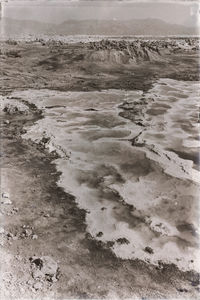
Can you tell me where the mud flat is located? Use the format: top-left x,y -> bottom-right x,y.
0,39 -> 200,299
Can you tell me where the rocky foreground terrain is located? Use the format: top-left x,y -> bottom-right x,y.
0,38 -> 199,299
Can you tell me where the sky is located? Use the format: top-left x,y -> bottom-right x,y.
1,1 -> 200,26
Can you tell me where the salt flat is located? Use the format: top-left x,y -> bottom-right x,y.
6,77 -> 199,273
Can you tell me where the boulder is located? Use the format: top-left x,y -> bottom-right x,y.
30,256 -> 59,282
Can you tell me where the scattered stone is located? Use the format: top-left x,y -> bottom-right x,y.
116,238 -> 130,245
32,234 -> 38,240
144,246 -> 154,254
96,231 -> 103,238
20,128 -> 27,134
33,281 -> 43,291
21,228 -> 33,238
3,120 -> 10,125
30,257 -> 43,268
1,192 -> 9,199
42,212 -> 50,218
40,136 -> 50,146
13,207 -> 19,212
177,288 -> 188,293
101,207 -> 107,211
106,241 -> 115,248
7,232 -> 14,239
9,208 -> 18,215
30,256 -> 59,282
136,121 -> 144,126
149,221 -> 170,236
1,195 -> 12,205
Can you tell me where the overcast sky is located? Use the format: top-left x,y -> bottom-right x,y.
1,1 -> 200,26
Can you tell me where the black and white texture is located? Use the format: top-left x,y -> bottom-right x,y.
0,1 -> 199,299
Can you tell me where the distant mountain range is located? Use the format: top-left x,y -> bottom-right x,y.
1,18 -> 199,36
0,18 -> 52,36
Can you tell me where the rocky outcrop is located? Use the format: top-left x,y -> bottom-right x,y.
86,39 -> 199,65
87,40 -> 161,64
